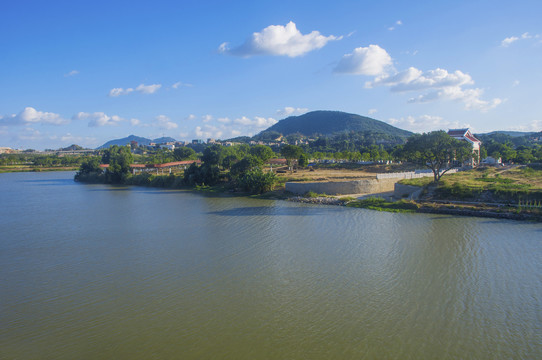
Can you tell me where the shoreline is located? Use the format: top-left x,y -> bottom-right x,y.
287,194 -> 542,222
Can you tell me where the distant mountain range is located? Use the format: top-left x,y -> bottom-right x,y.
98,111 -> 539,150
476,131 -> 535,138
97,135 -> 177,149
257,110 -> 413,139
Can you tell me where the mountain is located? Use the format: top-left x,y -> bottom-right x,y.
97,135 -> 179,149
97,135 -> 152,149
478,131 -> 535,137
257,110 -> 413,138
153,137 -> 177,144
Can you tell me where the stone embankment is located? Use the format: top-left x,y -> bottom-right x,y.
285,178 -> 397,196
288,196 -> 347,206
285,170 -> 451,197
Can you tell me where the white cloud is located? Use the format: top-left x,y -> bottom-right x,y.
217,117 -> 231,124
60,133 -> 97,145
171,81 -> 193,89
513,80 -> 520,87
507,119 -> 542,132
407,87 -> 503,112
365,65 -> 501,112
368,67 -> 474,92
219,21 -> 341,58
195,125 -> 223,139
136,84 -> 161,94
276,107 -> 309,117
0,107 -> 68,126
186,114 -> 197,120
387,115 -> 471,132
202,115 -> 213,123
18,127 -> 42,141
108,83 -> 162,97
73,112 -> 123,127
153,115 -> 178,129
501,32 -> 539,47
388,20 -> 403,31
368,109 -> 378,115
233,116 -> 277,128
64,70 -> 79,77
130,118 -> 141,126
501,36 -> 519,47
334,45 -> 393,76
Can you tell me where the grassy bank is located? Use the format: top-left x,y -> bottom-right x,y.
399,165 -> 542,203
0,165 -> 79,173
346,197 -> 419,213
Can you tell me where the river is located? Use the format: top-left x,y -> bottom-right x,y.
1,171 -> 541,359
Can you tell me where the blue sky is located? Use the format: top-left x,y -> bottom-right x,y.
1,0 -> 541,150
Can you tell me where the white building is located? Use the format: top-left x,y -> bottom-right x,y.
447,128 -> 481,166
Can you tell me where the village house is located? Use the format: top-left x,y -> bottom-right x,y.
447,128 -> 482,166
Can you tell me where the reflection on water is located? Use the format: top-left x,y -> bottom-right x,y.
1,171 -> 541,359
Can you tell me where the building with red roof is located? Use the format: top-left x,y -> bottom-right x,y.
447,128 -> 481,166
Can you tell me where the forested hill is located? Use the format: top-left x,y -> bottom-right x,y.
258,111 -> 413,138
97,135 -> 177,149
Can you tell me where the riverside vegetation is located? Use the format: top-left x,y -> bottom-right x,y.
69,130 -> 542,220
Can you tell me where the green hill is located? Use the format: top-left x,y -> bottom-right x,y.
258,110 -> 413,138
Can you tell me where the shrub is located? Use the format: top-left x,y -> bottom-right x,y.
238,168 -> 276,194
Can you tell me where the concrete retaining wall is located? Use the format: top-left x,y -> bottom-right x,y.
394,183 -> 423,200
285,178 -> 397,195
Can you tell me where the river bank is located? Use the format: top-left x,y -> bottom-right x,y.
287,193 -> 542,222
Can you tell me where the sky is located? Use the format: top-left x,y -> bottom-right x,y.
1,0 -> 541,150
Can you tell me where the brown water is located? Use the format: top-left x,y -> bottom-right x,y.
1,171 -> 541,359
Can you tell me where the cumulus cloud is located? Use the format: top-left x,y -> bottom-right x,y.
73,112 -> 123,127
334,45 -> 393,76
108,83 -> 162,97
276,107 -> 309,117
130,118 -> 141,126
202,115 -> 213,123
234,116 -> 278,128
64,70 -> 79,77
219,21 -> 341,57
0,107 -> 68,126
195,124 -> 224,139
217,117 -> 231,124
407,87 -> 503,112
359,59 -> 501,111
501,36 -> 519,47
186,114 -> 197,120
368,109 -> 378,115
501,32 -> 539,47
153,115 -> 178,129
508,119 -> 542,132
387,115 -> 471,132
367,67 -> 474,92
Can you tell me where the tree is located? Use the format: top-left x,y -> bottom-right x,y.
230,155 -> 263,179
250,145 -> 274,163
403,131 -> 472,182
102,145 -> 134,183
298,153 -> 308,168
201,144 -> 224,166
173,147 -> 196,161
281,145 -> 303,170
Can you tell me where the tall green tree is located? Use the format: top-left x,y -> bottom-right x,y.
281,145 -> 303,170
250,145 -> 274,163
173,147 -> 196,161
403,131 -> 472,182
102,145 -> 134,183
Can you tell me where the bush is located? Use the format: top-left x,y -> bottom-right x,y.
238,168 -> 276,194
